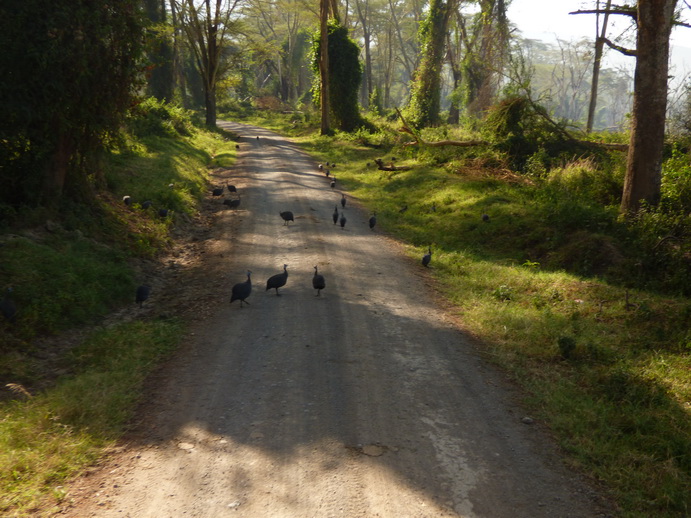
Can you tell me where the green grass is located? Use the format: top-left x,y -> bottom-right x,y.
0,320 -> 182,516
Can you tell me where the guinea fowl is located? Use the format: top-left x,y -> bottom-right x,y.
227,184 -> 237,193
280,211 -> 294,225
141,200 -> 153,210
422,246 -> 432,267
312,266 -> 326,296
332,206 -> 339,224
230,271 -> 252,307
330,177 -> 336,189
135,285 -> 151,308
266,264 -> 288,295
340,193 -> 346,208
369,212 -> 377,230
212,187 -> 224,196
339,213 -> 347,229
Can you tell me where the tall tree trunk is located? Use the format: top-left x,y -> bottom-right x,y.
463,0 -> 509,117
355,0 -> 372,107
621,0 -> 677,213
204,14 -> 218,127
586,0 -> 611,133
319,0 -> 331,135
407,0 -> 457,127
41,128 -> 73,205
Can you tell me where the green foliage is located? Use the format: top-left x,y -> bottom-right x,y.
0,320 -> 181,514
311,21 -> 370,132
483,96 -> 575,171
405,0 -> 450,128
661,146 -> 691,213
127,97 -> 195,138
0,0 -> 144,206
0,234 -> 133,341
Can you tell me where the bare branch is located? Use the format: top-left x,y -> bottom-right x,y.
601,36 -> 637,57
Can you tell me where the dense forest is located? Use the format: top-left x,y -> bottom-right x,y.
1,0 -> 690,213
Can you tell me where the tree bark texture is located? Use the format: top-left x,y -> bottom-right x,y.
621,0 -> 677,213
407,0 -> 457,127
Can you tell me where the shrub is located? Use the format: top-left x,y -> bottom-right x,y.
127,97 -> 194,138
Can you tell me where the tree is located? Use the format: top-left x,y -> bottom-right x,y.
575,1 -> 681,213
319,0 -> 333,134
0,0 -> 143,206
172,0 -> 242,127
622,0 -> 679,213
460,0 -> 510,118
313,20 -> 367,132
406,0 -> 458,128
144,0 -> 175,101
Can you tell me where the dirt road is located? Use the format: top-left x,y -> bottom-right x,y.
59,122 -> 611,517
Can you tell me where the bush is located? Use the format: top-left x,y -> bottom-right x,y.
127,97 -> 194,138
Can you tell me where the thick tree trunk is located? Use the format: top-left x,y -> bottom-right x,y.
407,0 -> 457,127
319,0 -> 331,135
204,84 -> 217,127
41,132 -> 73,204
621,0 -> 677,213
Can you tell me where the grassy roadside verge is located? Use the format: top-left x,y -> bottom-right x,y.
0,108 -> 239,515
237,112 -> 689,517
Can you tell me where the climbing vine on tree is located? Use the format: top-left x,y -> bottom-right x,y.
406,0 -> 457,128
312,20 -> 368,132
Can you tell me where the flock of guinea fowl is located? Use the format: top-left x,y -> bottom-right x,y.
134,135 -> 434,310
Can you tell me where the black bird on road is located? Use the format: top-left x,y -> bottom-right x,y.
231,271 -> 252,307
369,212 -> 377,231
227,184 -> 237,193
312,266 -> 326,296
266,264 -> 288,295
332,206 -> 339,224
280,211 -> 294,225
135,285 -> 151,308
340,193 -> 346,208
330,177 -> 336,189
212,187 -> 224,196
339,213 -> 347,229
422,246 -> 432,267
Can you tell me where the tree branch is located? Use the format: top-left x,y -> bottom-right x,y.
601,37 -> 637,57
